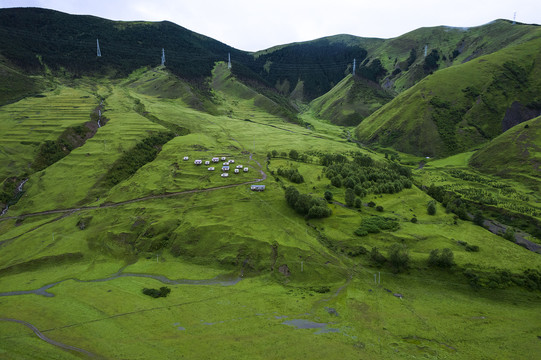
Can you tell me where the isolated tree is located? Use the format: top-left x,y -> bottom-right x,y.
354,197 -> 362,209
370,247 -> 387,266
427,200 -> 436,215
388,243 -> 410,273
331,176 -> 342,188
272,149 -> 278,157
289,149 -> 299,160
285,186 -> 299,207
345,188 -> 356,207
324,190 -> 333,202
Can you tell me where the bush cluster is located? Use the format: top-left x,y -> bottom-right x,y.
428,248 -> 454,268
285,186 -> 331,219
354,216 -> 399,237
142,286 -> 171,298
323,153 -> 412,196
276,167 -> 304,184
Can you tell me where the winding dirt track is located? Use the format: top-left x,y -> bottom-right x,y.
0,318 -> 97,357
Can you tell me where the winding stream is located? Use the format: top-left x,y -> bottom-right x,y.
0,270 -> 241,298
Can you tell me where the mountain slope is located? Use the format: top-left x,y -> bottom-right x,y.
0,7 -> 250,80
309,74 -> 393,126
470,116 -> 541,181
355,36 -> 541,157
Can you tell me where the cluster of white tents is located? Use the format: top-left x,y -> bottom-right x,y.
183,156 -> 248,178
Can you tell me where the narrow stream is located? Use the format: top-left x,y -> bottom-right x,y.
0,178 -> 28,217
0,270 -> 241,298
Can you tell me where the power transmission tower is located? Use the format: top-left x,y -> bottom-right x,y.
228,52 -> 231,69
96,39 -> 101,57
161,48 -> 165,66
352,58 -> 356,75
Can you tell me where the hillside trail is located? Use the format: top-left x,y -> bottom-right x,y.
0,318 -> 98,358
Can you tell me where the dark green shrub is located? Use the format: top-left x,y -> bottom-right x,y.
427,200 -> 436,215
465,244 -> 479,252
324,190 -> 333,202
388,243 -> 410,273
375,205 -> 384,212
345,188 -> 356,207
428,248 -> 454,268
142,286 -> 171,298
370,247 -> 387,265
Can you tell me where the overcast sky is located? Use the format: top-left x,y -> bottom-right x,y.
2,0 -> 540,51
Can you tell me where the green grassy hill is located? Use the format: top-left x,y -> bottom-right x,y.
355,36 -> 541,157
1,10 -> 541,360
470,116 -> 541,183
309,74 -> 393,126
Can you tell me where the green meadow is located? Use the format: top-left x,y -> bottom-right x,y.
1,65 -> 540,359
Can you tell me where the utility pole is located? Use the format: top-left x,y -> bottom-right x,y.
161,48 -> 165,66
228,52 -> 231,69
96,39 -> 101,57
301,261 -> 303,272
352,58 -> 356,76
513,12 -> 516,25
424,44 -> 428,57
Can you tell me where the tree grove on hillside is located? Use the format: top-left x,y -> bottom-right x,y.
285,186 -> 331,219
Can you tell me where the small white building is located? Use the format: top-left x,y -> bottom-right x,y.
229,159 -> 235,164
234,169 -> 240,174
212,157 -> 220,163
222,166 -> 230,171
205,161 -> 210,165
194,160 -> 202,165
183,156 -> 189,161
221,173 -> 229,177
236,165 -> 243,169
208,167 -> 215,171
221,156 -> 226,161
243,167 -> 249,172
223,162 -> 229,166
251,185 -> 265,191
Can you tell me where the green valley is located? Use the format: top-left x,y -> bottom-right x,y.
0,7 -> 540,360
